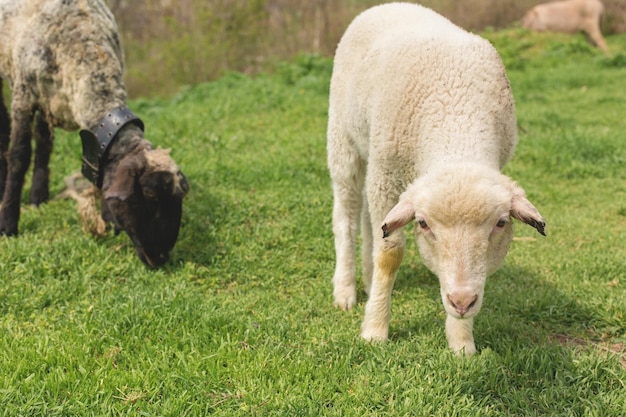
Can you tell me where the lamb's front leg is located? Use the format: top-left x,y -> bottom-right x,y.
445,315 -> 476,356
361,237 -> 404,341
0,109 -> 33,236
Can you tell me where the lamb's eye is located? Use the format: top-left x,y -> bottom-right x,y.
418,219 -> 429,230
496,218 -> 507,228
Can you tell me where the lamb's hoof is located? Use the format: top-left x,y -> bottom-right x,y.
361,327 -> 388,342
451,343 -> 476,357
0,225 -> 18,237
29,197 -> 48,207
333,297 -> 356,311
29,190 -> 49,206
0,216 -> 18,237
333,288 -> 356,311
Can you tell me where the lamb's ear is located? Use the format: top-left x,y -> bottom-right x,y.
176,171 -> 190,197
510,187 -> 546,236
381,199 -> 415,238
102,158 -> 140,201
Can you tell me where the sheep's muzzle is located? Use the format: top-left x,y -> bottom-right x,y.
102,169 -> 189,268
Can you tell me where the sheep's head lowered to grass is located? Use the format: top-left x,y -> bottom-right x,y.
80,109 -> 189,268
101,147 -> 189,268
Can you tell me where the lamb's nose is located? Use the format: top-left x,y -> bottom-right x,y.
447,293 -> 478,317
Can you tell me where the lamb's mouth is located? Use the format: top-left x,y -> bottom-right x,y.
136,247 -> 169,268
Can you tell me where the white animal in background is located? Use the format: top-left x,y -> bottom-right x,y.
327,2 -> 546,355
522,0 -> 607,52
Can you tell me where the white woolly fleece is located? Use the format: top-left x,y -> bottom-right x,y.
328,3 -> 544,356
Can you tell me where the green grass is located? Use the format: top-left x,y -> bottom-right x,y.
1,33 -> 625,416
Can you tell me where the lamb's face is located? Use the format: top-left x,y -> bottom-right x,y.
102,150 -> 189,267
382,164 -> 544,320
414,204 -> 514,319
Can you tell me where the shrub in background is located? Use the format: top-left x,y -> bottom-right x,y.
107,0 -> 626,98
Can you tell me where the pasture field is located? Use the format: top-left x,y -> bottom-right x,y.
0,30 -> 625,416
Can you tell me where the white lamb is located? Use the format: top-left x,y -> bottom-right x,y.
327,2 -> 546,355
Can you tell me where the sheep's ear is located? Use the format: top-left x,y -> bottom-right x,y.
381,199 -> 415,238
176,171 -> 190,197
103,158 -> 139,201
510,191 -> 546,236
139,170 -> 189,200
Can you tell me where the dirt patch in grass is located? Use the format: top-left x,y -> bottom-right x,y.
553,333 -> 626,373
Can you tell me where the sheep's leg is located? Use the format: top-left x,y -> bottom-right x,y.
584,26 -> 608,53
30,111 -> 53,206
361,175 -> 405,341
328,129 -> 365,310
361,232 -> 405,341
331,183 -> 361,310
0,107 -> 33,236
0,82 -> 10,199
360,194 -> 373,296
445,315 -> 476,356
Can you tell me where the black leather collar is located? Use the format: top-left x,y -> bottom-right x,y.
79,106 -> 144,188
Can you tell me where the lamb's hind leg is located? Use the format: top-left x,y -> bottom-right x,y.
328,127 -> 365,310
361,194 -> 374,296
30,111 -> 53,206
0,80 -> 10,199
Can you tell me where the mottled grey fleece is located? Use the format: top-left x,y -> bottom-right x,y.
0,0 -> 127,130
0,0 -> 189,268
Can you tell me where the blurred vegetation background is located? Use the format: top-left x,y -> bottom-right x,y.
108,0 -> 626,98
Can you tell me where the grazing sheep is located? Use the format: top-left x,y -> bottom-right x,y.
0,0 -> 189,267
522,0 -> 607,52
328,3 -> 546,355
